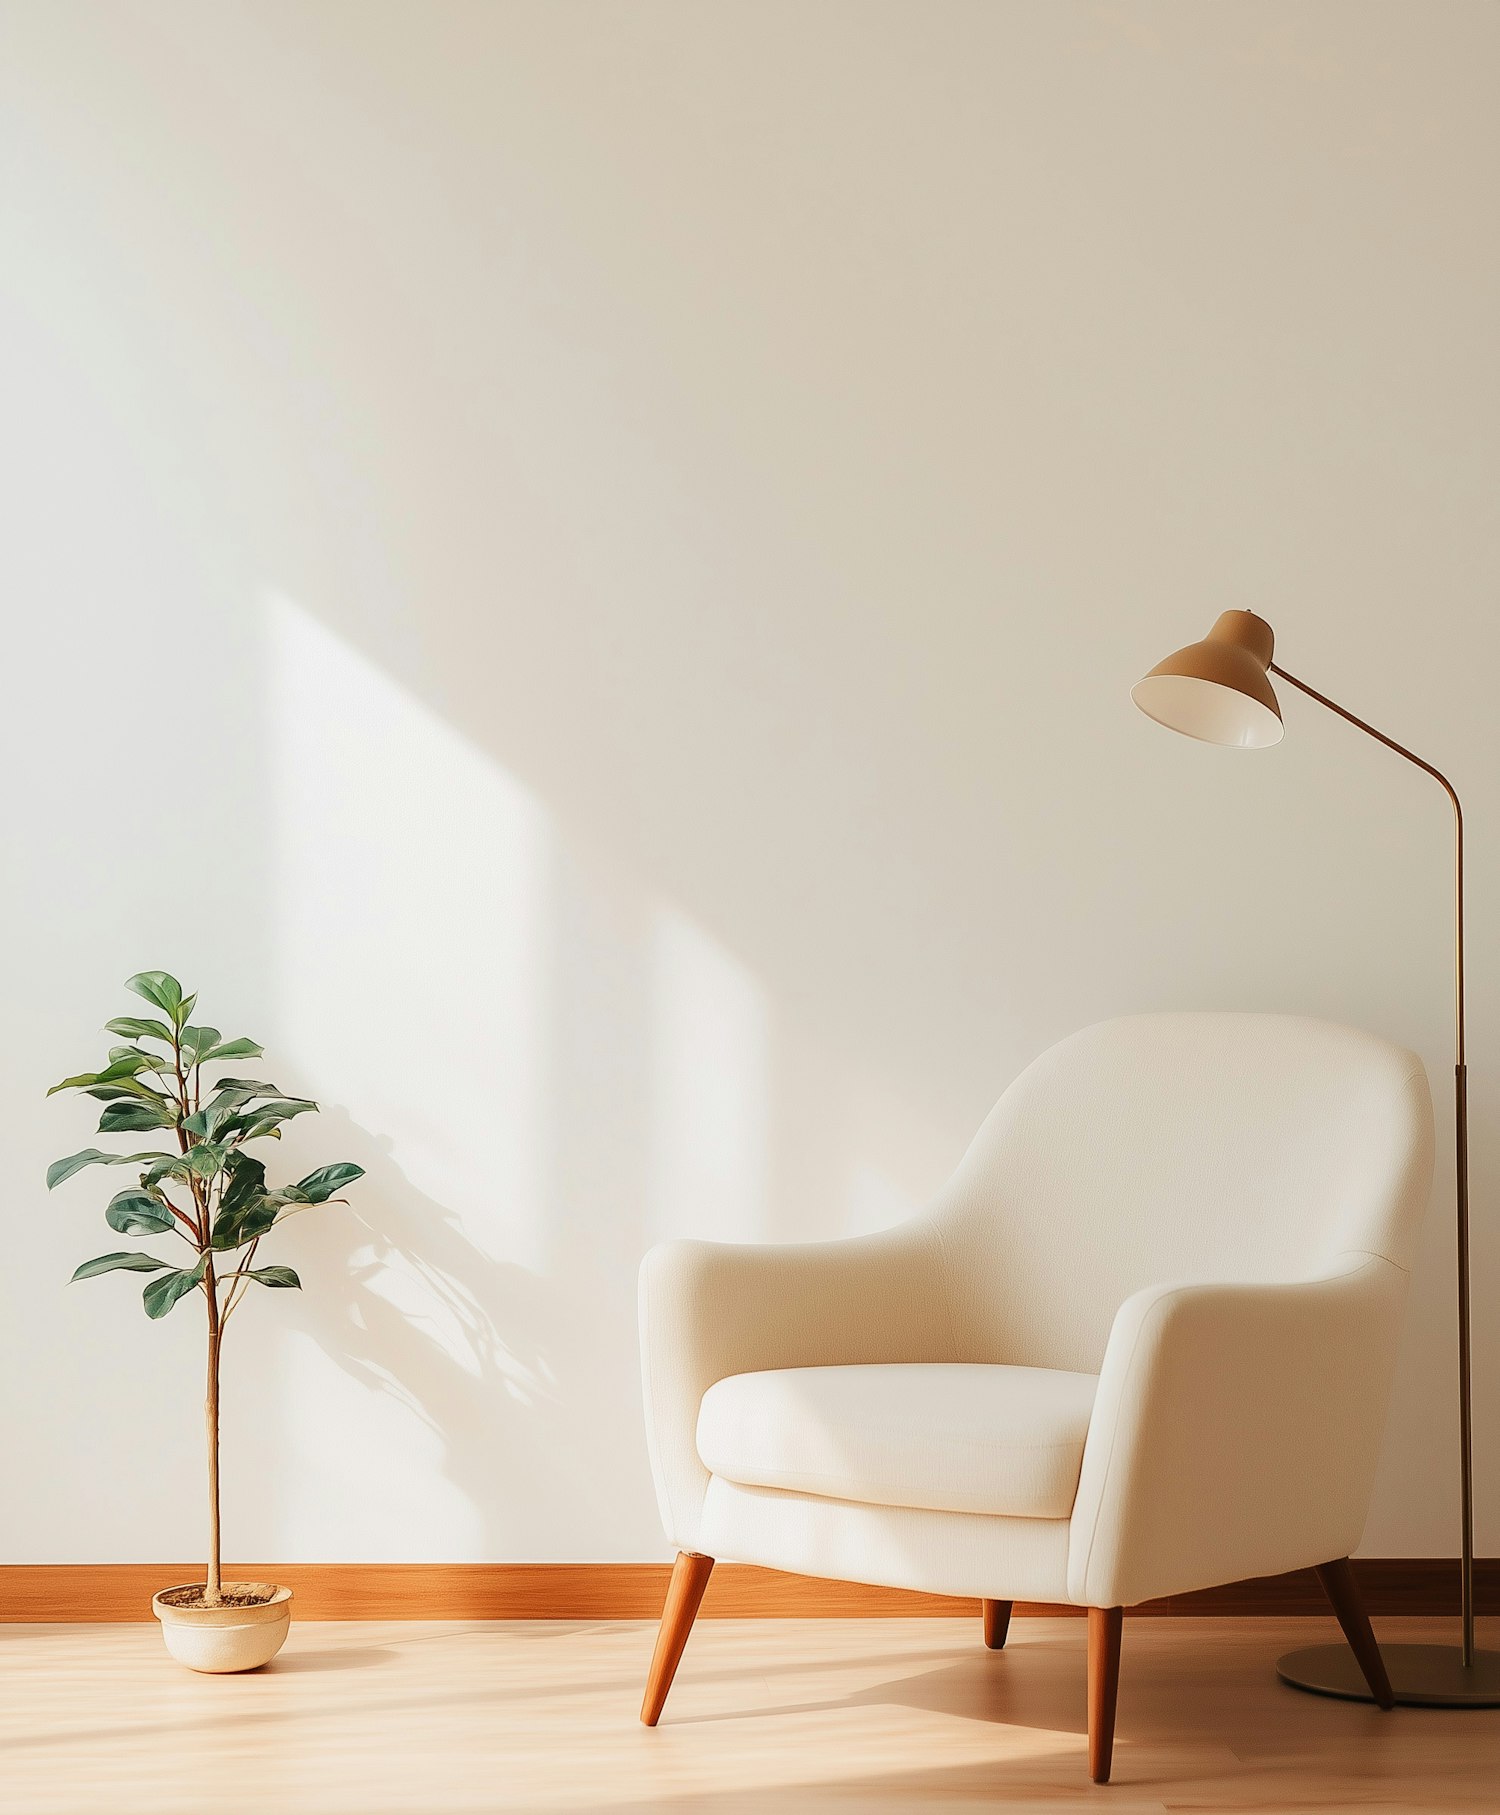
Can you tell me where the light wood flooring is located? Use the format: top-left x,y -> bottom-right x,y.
3,1616 -> 1497,1811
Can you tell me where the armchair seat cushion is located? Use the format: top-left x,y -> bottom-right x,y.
696,1362 -> 1098,1520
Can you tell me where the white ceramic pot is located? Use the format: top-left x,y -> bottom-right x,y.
152,1583 -> 292,1672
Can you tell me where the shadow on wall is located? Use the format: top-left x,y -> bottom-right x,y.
277,1106 -> 572,1556
241,593 -> 938,1561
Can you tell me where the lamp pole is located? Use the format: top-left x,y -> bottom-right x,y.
1268,661 -> 1473,1668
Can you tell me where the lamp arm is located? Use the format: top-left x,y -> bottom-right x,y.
1269,658 -> 1474,1665
1270,662 -> 1464,1061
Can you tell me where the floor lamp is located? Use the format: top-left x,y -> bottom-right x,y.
1132,609 -> 1498,1706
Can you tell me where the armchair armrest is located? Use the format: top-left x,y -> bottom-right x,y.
1067,1253 -> 1410,1608
639,1221 -> 957,1553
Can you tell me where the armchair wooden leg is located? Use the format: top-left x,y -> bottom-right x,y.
1315,1558 -> 1394,1709
1088,1606 -> 1123,1785
641,1552 -> 715,1727
982,1599 -> 1012,1650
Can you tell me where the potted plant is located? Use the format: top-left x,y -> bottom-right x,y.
47,970 -> 364,1671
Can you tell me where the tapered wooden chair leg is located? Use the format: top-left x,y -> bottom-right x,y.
1088,1606 -> 1123,1785
1315,1558 -> 1394,1709
982,1599 -> 1012,1650
641,1552 -> 715,1727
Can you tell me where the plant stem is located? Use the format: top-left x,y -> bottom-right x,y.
204,1251 -> 223,1606
170,1018 -> 222,1606
219,1234 -> 261,1323
171,1040 -> 209,1247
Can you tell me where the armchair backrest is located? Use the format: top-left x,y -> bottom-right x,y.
929,1013 -> 1434,1374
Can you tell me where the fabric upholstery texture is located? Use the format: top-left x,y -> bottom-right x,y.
699,1477 -> 1075,1603
639,1013 -> 1434,1607
697,1363 -> 1097,1519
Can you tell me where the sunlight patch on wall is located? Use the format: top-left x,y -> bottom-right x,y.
266,591 -> 554,1273
263,592 -> 557,1556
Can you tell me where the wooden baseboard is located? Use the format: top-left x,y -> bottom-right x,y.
1,1559 -> 1493,1623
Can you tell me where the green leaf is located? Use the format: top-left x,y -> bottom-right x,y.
178,1025 -> 222,1067
107,1045 -> 171,1073
105,1015 -> 175,1045
143,1257 -> 206,1319
209,1077 -> 284,1099
48,1071 -> 101,1096
218,1151 -> 265,1213
85,1078 -> 170,1104
98,1098 -> 177,1133
229,1098 -> 317,1144
210,1154 -> 272,1249
245,1265 -> 301,1290
125,971 -> 184,1019
182,1086 -> 257,1140
105,1191 -> 177,1235
140,1155 -> 193,1188
203,1036 -> 264,1062
47,1149 -> 170,1189
211,1199 -> 279,1250
185,1142 -> 230,1180
72,1250 -> 171,1281
48,1039 -> 170,1092
293,1162 -> 365,1204
245,1124 -> 283,1141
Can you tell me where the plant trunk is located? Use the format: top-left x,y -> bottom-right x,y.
204,1258 -> 223,1607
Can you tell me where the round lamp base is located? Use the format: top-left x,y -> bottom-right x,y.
1277,1643 -> 1500,1708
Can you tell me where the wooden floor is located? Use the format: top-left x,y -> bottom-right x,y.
2,1616 -> 1497,1812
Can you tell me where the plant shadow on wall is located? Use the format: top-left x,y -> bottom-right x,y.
268,1102 -> 643,1558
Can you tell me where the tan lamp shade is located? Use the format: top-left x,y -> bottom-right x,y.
1132,610 -> 1283,748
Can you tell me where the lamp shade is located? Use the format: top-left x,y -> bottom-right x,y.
1131,610 -> 1283,748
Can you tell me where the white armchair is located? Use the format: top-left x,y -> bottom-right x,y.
637,1013 -> 1434,1782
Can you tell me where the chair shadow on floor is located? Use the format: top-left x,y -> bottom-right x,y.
646,1620 -> 1385,1750
661,1640 -> 1091,1738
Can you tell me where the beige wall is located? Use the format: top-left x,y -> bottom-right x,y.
1,1 -> 1496,1564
